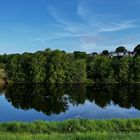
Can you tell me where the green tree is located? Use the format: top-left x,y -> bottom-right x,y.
45,50 -> 69,83
5,54 -> 25,82
133,56 -> 140,82
21,53 -> 32,82
30,53 -> 46,83
87,56 -> 114,83
134,44 -> 140,56
66,59 -> 86,83
116,46 -> 127,53
111,57 -> 129,82
102,50 -> 109,56
73,51 -> 88,59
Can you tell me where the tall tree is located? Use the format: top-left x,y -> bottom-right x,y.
30,53 -> 46,83
134,44 -> 140,56
73,51 -> 88,59
133,56 -> 140,82
116,46 -> 127,53
45,50 -> 69,83
66,59 -> 86,83
5,54 -> 25,82
102,50 -> 109,56
88,56 -> 114,83
111,57 -> 129,82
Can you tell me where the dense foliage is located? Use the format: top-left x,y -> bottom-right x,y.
0,45 -> 140,83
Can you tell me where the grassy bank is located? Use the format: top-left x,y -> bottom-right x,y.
1,119 -> 140,133
0,133 -> 140,140
0,119 -> 140,139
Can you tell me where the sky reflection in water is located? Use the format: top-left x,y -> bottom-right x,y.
0,84 -> 140,122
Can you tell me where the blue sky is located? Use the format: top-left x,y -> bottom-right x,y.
0,0 -> 140,54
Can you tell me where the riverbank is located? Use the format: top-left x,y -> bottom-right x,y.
0,132 -> 140,140
0,119 -> 140,140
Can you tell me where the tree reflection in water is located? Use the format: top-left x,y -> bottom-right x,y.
4,84 -> 140,116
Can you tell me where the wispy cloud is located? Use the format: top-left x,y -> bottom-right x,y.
103,34 -> 140,47
48,6 -> 87,34
77,0 -> 91,19
9,0 -> 137,53
49,1 -> 137,34
0,0 -> 139,54
46,1 -> 138,52
76,0 -> 137,32
98,20 -> 137,32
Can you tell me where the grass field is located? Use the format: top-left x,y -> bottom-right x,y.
1,119 -> 140,133
0,119 -> 140,140
0,133 -> 140,140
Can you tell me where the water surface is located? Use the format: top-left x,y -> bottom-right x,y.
0,84 -> 140,122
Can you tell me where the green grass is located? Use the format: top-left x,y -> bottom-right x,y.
0,119 -> 140,140
1,119 -> 140,134
0,133 -> 140,140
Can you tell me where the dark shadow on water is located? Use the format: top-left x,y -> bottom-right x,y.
3,83 -> 140,116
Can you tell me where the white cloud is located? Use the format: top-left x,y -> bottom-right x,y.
47,2 -> 138,52
9,1 -> 136,52
98,20 -> 137,32
48,2 -> 137,35
77,0 -> 91,19
76,0 -> 137,32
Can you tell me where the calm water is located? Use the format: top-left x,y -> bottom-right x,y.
0,84 -> 140,122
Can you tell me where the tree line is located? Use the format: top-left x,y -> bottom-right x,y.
0,45 -> 140,83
